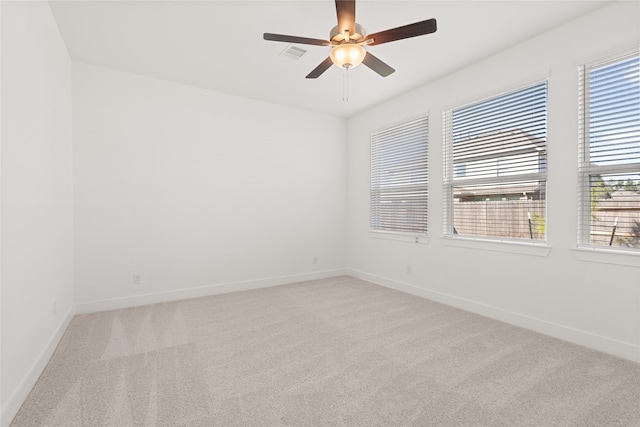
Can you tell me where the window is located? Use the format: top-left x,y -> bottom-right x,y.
443,82 -> 548,241
578,53 -> 640,250
371,117 -> 428,235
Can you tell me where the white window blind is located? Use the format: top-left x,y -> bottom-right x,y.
444,82 -> 548,241
578,53 -> 640,250
371,117 -> 428,234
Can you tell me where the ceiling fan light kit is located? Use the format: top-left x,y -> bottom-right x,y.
330,44 -> 366,69
264,0 -> 437,79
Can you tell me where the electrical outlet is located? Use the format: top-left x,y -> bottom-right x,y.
406,265 -> 412,275
313,257 -> 318,265
133,274 -> 143,285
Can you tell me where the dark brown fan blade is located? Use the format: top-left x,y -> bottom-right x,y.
335,0 -> 356,36
367,18 -> 437,46
306,57 -> 334,79
362,51 -> 395,77
263,33 -> 330,46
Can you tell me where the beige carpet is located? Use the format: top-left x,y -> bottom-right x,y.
11,276 -> 640,426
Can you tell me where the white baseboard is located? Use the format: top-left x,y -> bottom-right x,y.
1,305 -> 76,427
348,268 -> 640,364
75,269 -> 348,314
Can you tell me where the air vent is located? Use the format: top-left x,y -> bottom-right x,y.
280,44 -> 307,60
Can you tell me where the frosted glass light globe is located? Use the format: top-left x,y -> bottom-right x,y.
330,44 -> 366,69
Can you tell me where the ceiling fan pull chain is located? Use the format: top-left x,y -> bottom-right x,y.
343,68 -> 350,102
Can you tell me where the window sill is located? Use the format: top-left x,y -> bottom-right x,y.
369,231 -> 429,244
572,246 -> 640,268
440,236 -> 551,257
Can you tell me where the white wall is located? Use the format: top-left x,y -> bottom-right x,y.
1,1 -> 74,425
72,63 -> 347,312
347,1 -> 640,362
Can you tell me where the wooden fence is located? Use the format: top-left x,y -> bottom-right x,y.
590,191 -> 640,247
453,195 -> 640,247
454,199 -> 546,240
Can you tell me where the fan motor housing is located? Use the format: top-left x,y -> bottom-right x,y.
330,23 -> 366,43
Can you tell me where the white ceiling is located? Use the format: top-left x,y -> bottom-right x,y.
48,0 -> 613,118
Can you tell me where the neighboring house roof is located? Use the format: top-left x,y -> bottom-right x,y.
454,128 -> 546,163
598,190 -> 640,209
609,190 -> 640,201
453,128 -> 546,199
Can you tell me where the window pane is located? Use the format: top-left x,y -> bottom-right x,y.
589,55 -> 640,166
452,84 -> 547,143
589,173 -> 640,248
453,180 -> 546,240
372,188 -> 428,233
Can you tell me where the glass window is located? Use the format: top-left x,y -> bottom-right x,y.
371,117 -> 428,234
444,82 -> 548,241
578,53 -> 640,249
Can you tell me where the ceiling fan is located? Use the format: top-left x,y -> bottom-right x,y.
263,0 -> 437,79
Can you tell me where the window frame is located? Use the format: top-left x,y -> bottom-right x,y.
577,51 -> 640,253
442,80 -> 549,245
370,116 -> 429,239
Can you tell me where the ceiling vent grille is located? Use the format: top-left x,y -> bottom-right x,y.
280,44 -> 307,60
